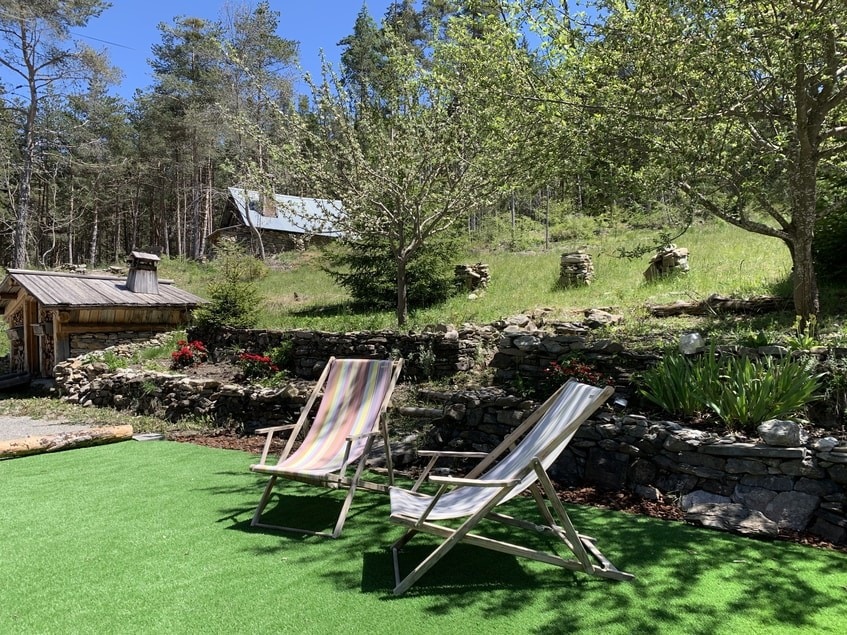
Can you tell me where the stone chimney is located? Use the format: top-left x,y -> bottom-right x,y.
126,251 -> 160,294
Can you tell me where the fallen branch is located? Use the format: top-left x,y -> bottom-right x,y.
647,294 -> 789,318
0,424 -> 134,459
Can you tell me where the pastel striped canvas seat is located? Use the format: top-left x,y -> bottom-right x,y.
389,380 -> 633,595
250,357 -> 402,538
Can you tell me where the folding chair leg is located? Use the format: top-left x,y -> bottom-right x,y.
392,488 -> 513,595
392,522 -> 468,595
331,480 -> 359,538
251,475 -> 279,527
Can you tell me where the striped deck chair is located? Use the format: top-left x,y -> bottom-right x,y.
250,357 -> 402,538
389,380 -> 633,595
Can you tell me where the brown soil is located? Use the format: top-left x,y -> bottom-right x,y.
169,360 -> 246,383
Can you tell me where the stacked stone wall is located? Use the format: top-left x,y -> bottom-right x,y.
189,325 -> 499,380
51,321 -> 847,545
70,331 -> 164,358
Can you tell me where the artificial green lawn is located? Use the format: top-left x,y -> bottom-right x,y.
1,441 -> 845,634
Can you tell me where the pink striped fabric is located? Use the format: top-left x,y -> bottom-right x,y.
390,381 -> 607,520
274,359 -> 396,477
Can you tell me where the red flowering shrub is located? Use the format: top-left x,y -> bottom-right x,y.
171,340 -> 208,369
238,352 -> 280,379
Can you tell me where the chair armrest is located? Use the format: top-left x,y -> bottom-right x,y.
255,424 -> 296,435
428,475 -> 521,488
410,449 -> 489,492
346,430 -> 379,442
255,424 -> 297,465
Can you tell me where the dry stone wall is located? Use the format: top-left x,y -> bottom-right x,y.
51,321 -> 847,545
188,325 -> 500,380
70,331 -> 163,357
55,365 -> 311,430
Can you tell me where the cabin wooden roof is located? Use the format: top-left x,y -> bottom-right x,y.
0,269 -> 205,313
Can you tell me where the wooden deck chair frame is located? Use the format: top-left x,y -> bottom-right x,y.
389,380 -> 633,595
250,356 -> 402,538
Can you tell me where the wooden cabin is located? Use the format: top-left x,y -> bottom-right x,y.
0,252 -> 205,378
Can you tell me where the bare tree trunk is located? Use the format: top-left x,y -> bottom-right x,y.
88,206 -> 99,267
789,146 -> 821,326
396,256 -> 408,327
14,101 -> 36,268
68,184 -> 75,264
176,183 -> 184,257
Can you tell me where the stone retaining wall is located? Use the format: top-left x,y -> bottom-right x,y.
425,387 -> 847,545
188,325 -> 500,380
51,325 -> 847,545
55,365 -> 311,429
70,331 -> 164,358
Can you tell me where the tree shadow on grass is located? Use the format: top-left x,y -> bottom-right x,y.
533,506 -> 847,634
363,499 -> 844,632
203,459 -> 846,633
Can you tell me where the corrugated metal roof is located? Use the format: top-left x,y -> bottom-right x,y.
0,270 -> 205,310
227,187 -> 342,236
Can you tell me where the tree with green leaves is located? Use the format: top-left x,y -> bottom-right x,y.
523,0 -> 847,323
149,15 -> 224,260
257,14 -> 529,325
0,0 -> 114,267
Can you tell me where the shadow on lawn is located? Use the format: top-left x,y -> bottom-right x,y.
533,506 -> 846,634
211,470 -> 845,633
225,487 -> 386,539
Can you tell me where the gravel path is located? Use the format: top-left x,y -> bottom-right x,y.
0,416 -> 96,442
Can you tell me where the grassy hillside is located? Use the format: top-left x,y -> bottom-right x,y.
1,219 -> 826,362
162,220 -> 798,338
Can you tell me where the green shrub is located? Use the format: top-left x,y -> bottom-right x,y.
267,341 -> 294,371
193,239 -> 265,330
323,236 -> 457,311
101,350 -> 128,372
639,354 -> 707,418
638,351 -> 821,431
700,355 -> 821,430
783,315 -> 820,351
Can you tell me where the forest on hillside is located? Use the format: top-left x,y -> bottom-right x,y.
1,0 -> 846,324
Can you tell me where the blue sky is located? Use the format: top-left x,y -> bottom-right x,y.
77,1 -> 393,99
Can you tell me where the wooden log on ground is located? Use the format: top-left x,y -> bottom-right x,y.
647,294 -> 788,318
0,424 -> 134,459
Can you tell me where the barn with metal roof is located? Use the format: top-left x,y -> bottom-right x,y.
208,187 -> 343,255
